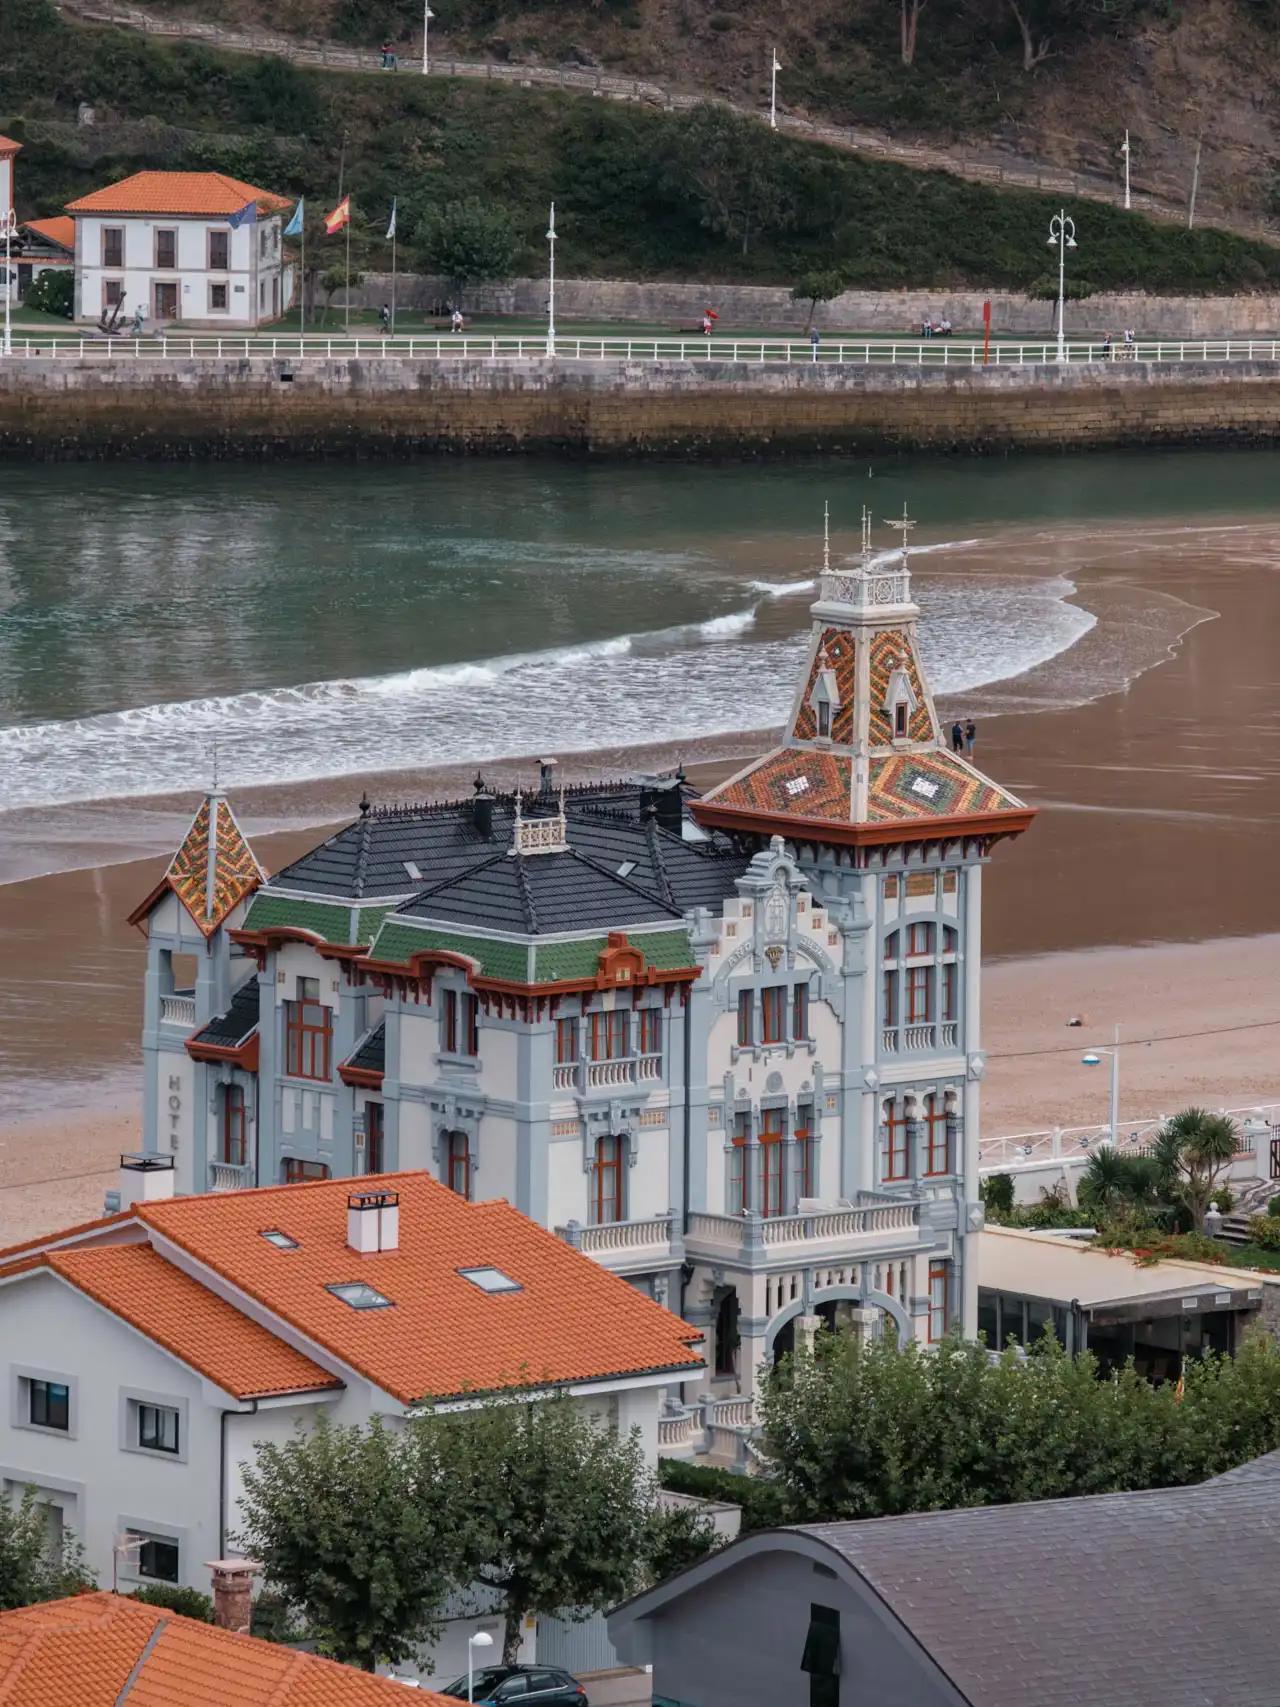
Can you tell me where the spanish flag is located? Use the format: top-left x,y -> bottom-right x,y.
324,196 -> 350,235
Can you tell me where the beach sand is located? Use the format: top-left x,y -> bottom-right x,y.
1,515 -> 1277,1244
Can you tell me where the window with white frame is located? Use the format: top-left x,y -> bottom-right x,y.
13,1369 -> 74,1436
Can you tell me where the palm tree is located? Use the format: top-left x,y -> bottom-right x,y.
1079,1149 -> 1162,1223
1151,1108 -> 1239,1232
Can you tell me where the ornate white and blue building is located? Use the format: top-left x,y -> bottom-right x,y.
128,518 -> 1033,1448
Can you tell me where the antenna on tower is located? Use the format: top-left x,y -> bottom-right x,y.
883,502 -> 916,569
209,737 -> 220,794
822,499 -> 830,575
860,504 -> 873,559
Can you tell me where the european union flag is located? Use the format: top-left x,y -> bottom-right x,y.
283,199 -> 304,238
227,200 -> 257,230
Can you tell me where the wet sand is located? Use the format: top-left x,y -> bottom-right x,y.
1,515 -> 1277,1240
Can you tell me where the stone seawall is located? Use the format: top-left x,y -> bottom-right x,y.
5,356 -> 1280,459
361,273 -> 1280,339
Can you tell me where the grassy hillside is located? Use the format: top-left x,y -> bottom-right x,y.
5,0 -> 1280,296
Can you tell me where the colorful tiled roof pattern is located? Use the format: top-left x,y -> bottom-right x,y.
23,215 -> 74,250
791,628 -> 857,744
367,921 -> 697,986
0,1593 -> 450,1706
137,1171 -> 702,1405
868,628 -> 934,745
534,928 -> 695,983
241,893 -> 394,947
867,751 -> 1021,822
66,171 -> 291,216
369,920 -> 530,980
26,1245 -> 341,1399
714,749 -> 853,823
167,796 -> 265,935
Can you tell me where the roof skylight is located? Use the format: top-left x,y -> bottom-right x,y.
404,861 -> 424,881
327,1281 -> 394,1310
616,861 -> 637,878
458,1266 -> 522,1294
260,1229 -> 298,1250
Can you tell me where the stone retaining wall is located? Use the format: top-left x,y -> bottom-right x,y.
5,356 -> 1280,459
355,273 -> 1280,338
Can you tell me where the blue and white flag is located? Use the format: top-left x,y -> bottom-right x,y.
283,198 -> 304,238
227,199 -> 257,230
386,199 -> 397,241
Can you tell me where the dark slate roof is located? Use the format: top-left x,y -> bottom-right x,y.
345,1019 -> 385,1075
190,978 -> 260,1048
269,780 -> 750,928
798,1465 -> 1280,1707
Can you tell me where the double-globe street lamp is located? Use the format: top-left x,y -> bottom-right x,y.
1047,209 -> 1077,364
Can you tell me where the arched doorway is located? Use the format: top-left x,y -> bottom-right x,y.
765,1288 -> 912,1362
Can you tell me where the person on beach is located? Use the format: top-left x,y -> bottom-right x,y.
951,719 -> 964,753
966,718 -> 977,754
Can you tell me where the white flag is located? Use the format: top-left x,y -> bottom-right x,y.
386,199 -> 397,241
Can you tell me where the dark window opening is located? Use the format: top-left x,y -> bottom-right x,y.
817,700 -> 831,738
714,1287 -> 740,1377
28,1379 -> 69,1431
802,1603 -> 841,1707
365,1102 -> 385,1174
134,1534 -> 180,1583
283,1158 -> 329,1185
894,702 -> 907,737
138,1403 -> 179,1454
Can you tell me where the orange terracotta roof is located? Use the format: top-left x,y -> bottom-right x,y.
138,1172 -> 703,1404
0,135 -> 21,156
0,1593 -> 451,1705
0,1208 -> 134,1267
23,215 -> 74,250
65,171 -> 290,217
130,793 -> 266,936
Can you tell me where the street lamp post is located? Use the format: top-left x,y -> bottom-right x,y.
1,207 -> 17,359
770,49 -> 781,130
1046,209 -> 1077,363
545,201 -> 557,358
1081,1024 -> 1121,1147
467,1630 -> 494,1702
422,0 -> 435,75
1120,129 -> 1131,210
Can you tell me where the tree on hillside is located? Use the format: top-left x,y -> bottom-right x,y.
672,104 -> 798,258
411,198 -> 522,308
236,1417 -> 477,1672
0,1488 -> 94,1610
791,268 -> 847,328
413,1396 -> 663,1664
900,0 -> 928,65
1006,0 -> 1056,69
1152,1107 -> 1240,1232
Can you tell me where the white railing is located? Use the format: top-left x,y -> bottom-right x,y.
11,335 -> 1280,368
881,1028 -> 899,1054
159,992 -> 196,1028
686,1199 -> 920,1251
581,1053 -> 663,1090
903,1024 -> 935,1052
557,1214 -> 673,1255
980,1101 -> 1280,1169
209,1160 -> 253,1192
706,1395 -> 755,1428
883,1022 -> 959,1054
552,1064 -> 576,1092
657,1410 -> 700,1448
940,1022 -> 958,1048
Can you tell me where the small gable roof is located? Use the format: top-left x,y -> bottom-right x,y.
22,215 -> 74,251
130,794 -> 265,936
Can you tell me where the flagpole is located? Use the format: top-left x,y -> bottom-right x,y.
345,206 -> 351,332
391,222 -> 397,337
300,214 -> 306,332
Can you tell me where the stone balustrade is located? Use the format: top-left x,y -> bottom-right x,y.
159,992 -> 196,1028
555,1213 -> 673,1258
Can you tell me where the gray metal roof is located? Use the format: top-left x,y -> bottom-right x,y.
270,781 -> 750,931
190,978 -> 260,1048
799,1458 -> 1280,1706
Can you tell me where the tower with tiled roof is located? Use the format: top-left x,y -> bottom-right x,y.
692,507 -> 1034,1342
129,787 -> 266,1194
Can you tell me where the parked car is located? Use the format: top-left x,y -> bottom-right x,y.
438,1664 -> 588,1705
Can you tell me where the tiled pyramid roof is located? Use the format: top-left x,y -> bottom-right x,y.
132,794 -> 265,935
66,170 -> 290,217
0,1593 -> 450,1705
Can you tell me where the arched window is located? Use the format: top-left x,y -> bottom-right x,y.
445,1130 -> 471,1199
220,1084 -> 246,1167
593,1135 -> 626,1224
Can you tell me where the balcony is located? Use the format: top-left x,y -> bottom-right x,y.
160,991 -> 197,1028
209,1160 -> 254,1192
685,1196 -> 924,1267
555,1211 -> 675,1271
882,1021 -> 958,1055
552,1054 -> 663,1094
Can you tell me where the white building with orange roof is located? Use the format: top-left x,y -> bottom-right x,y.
65,169 -> 295,329
0,1164 -> 702,1678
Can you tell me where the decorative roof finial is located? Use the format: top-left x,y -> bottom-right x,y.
860,504 -> 873,559
358,790 -> 371,818
209,737 -> 221,795
822,499 -> 830,575
884,502 -> 916,570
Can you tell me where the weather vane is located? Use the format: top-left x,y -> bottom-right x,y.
822,499 -> 830,575
883,503 -> 916,568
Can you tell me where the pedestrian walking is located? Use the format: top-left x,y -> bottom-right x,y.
380,39 -> 397,69
379,303 -> 391,333
965,718 -> 977,754
1103,331 -> 1112,357
950,719 -> 963,754
810,326 -> 820,362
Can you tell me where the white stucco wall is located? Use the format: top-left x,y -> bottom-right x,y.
73,212 -> 287,328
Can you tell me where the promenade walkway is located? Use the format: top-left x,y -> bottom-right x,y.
53,0 -> 1277,248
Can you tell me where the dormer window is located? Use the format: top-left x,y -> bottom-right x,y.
883,653 -> 919,744
894,703 -> 907,738
817,700 -> 831,739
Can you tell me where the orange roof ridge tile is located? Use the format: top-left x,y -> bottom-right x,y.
65,171 -> 290,217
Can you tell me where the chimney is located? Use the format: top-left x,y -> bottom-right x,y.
347,1189 -> 400,1255
205,1559 -> 261,1634
538,756 -> 558,794
118,1153 -> 175,1208
471,771 -> 494,840
651,778 -> 684,836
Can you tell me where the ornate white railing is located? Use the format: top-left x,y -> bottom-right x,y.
706,1395 -> 755,1428
159,993 -> 196,1028
657,1410 -> 700,1448
557,1214 -> 673,1255
209,1160 -> 253,1192
552,1064 -> 576,1091
578,1053 -> 663,1090
686,1199 -> 920,1253
980,1101 -> 1280,1169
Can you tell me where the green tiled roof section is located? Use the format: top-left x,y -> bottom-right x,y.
534,929 -> 695,984
369,921 -> 531,981
243,894 -> 355,944
350,903 -> 396,946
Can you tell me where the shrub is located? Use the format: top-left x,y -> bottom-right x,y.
980,1173 -> 1015,1218
24,269 -> 73,317
1247,1215 -> 1280,1252
658,1457 -> 788,1532
129,1583 -> 214,1621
